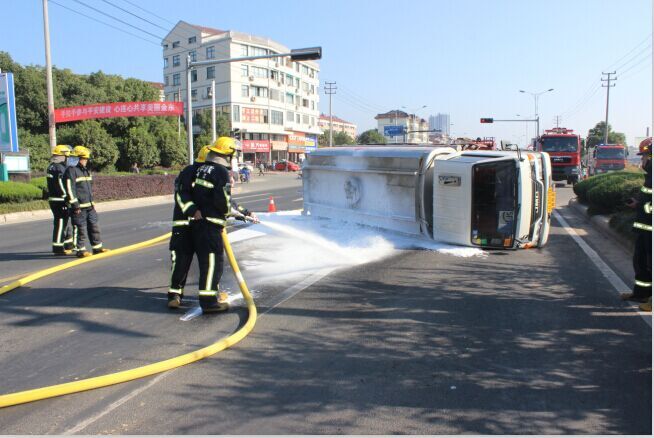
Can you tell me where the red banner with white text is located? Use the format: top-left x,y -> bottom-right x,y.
54,101 -> 183,123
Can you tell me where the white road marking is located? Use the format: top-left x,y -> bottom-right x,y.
62,371 -> 172,435
292,198 -> 303,202
553,210 -> 651,326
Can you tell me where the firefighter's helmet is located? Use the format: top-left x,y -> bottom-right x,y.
207,137 -> 236,156
71,145 -> 91,159
638,137 -> 652,156
196,145 -> 211,163
52,144 -> 72,156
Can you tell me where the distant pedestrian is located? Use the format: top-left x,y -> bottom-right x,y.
621,137 -> 651,311
130,162 -> 140,174
258,161 -> 265,176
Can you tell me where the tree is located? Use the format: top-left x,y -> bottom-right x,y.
586,121 -> 627,150
357,129 -> 386,145
154,121 -> 187,168
120,124 -> 158,168
18,128 -> 50,172
57,120 -> 119,170
319,130 -> 355,146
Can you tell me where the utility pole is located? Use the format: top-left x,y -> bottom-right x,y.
42,0 -> 56,149
324,81 -> 337,147
554,115 -> 561,128
211,79 -> 216,142
186,55 -> 193,164
601,71 -> 616,145
177,87 -> 181,139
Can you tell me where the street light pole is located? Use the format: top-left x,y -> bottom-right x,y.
519,88 -> 553,139
42,0 -> 56,149
211,79 -> 216,143
186,55 -> 193,164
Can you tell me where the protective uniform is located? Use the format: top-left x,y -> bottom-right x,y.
64,146 -> 106,257
190,137 -> 252,313
167,146 -> 209,309
47,145 -> 73,254
632,138 -> 652,303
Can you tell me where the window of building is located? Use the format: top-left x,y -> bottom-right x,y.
190,50 -> 197,62
250,46 -> 267,56
296,114 -> 300,123
163,43 -> 168,50
191,70 -> 197,82
311,116 -> 315,126
294,78 -> 300,88
164,75 -> 169,86
172,55 -> 180,67
271,110 -> 283,125
172,41 -> 180,48
280,74 -> 285,85
310,84 -> 315,94
295,62 -> 300,72
240,44 -> 248,56
241,107 -> 268,124
206,46 -> 215,59
164,57 -> 169,68
286,74 -> 293,85
302,65 -> 309,75
188,36 -> 196,44
206,86 -> 212,99
287,111 -> 294,123
286,93 -> 294,105
270,89 -> 281,101
302,81 -> 310,92
207,66 -> 215,79
241,64 -> 248,77
191,89 -> 197,101
311,100 -> 314,110
270,70 -> 279,81
172,73 -> 180,86
241,85 -> 249,97
252,86 -> 268,98
233,105 -> 240,122
302,98 -> 309,108
303,114 -> 309,124
251,66 -> 268,78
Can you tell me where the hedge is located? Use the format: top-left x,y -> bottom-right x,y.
29,176 -> 49,198
0,181 -> 44,203
92,174 -> 177,201
573,171 -> 644,211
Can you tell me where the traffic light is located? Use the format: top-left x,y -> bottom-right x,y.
480,118 -> 494,123
290,47 -> 322,61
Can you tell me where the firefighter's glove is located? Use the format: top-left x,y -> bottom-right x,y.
192,210 -> 203,221
248,212 -> 260,224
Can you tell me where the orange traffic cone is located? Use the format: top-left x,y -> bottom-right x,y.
268,196 -> 277,213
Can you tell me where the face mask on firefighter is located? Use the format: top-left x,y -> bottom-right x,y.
67,156 -> 79,167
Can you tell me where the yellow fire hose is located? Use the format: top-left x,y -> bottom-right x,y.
0,228 -> 257,408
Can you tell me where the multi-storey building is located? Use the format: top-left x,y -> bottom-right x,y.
375,110 -> 429,144
147,82 -> 166,102
429,113 -> 450,137
162,21 -> 321,163
317,114 -> 357,139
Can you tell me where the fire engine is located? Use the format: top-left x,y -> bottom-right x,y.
536,128 -> 582,185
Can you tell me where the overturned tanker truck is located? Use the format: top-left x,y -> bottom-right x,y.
302,146 -> 555,249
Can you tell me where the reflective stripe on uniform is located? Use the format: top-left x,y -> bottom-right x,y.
79,202 -> 93,208
168,288 -> 183,294
641,186 -> 652,194
635,280 -> 652,287
73,226 -> 78,249
173,220 -> 189,227
66,178 -> 77,204
63,238 -> 73,244
644,202 -> 652,214
56,218 -> 63,244
49,197 -> 65,202
58,178 -> 66,198
170,250 -> 177,290
206,252 -> 215,291
46,174 -> 54,178
52,243 -> 64,247
175,193 -> 195,213
76,176 -> 93,182
92,243 -> 103,249
633,222 -> 652,232
206,217 -> 227,226
194,178 -> 214,189
223,184 -> 231,214
199,290 -> 217,297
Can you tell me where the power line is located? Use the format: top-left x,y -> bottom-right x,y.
614,43 -> 652,73
621,59 -> 652,82
119,0 -> 176,25
70,0 -> 164,40
100,0 -> 170,32
49,0 -> 160,46
604,33 -> 652,71
619,51 -> 652,76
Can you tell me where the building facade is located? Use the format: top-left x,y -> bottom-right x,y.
162,21 -> 321,163
375,110 -> 429,144
428,113 -> 450,137
148,82 -> 166,102
318,114 -> 357,139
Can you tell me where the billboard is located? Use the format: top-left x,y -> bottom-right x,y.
383,125 -> 404,137
242,139 -> 271,153
54,101 -> 183,123
0,72 -> 19,153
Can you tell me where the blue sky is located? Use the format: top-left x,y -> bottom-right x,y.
3,0 -> 652,146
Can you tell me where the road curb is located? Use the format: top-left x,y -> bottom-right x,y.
0,195 -> 173,226
567,198 -> 633,253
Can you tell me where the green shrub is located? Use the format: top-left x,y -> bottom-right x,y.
586,178 -> 642,214
0,181 -> 44,203
29,176 -> 49,198
574,171 -> 644,205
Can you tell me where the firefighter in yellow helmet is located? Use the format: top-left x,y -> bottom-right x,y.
64,146 -> 109,257
621,137 -> 652,311
167,145 -> 210,308
47,145 -> 74,255
187,137 -> 257,313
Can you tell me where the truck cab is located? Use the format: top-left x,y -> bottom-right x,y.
590,144 -> 627,175
536,128 -> 581,185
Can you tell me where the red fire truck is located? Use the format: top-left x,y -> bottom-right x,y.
589,144 -> 627,176
536,128 -> 582,185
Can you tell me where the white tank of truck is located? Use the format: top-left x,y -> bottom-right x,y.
302,146 -> 554,249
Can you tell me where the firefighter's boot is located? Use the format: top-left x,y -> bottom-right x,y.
76,251 -> 92,258
93,248 -> 109,255
200,291 -> 230,314
167,292 -> 183,309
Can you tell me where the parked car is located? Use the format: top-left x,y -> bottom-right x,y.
275,160 -> 300,171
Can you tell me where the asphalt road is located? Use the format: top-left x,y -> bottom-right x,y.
0,177 -> 650,434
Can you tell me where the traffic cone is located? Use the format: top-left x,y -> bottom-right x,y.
268,196 -> 277,213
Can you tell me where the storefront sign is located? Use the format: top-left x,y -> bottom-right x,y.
289,131 -> 317,152
271,141 -> 288,151
242,139 -> 271,153
54,101 -> 183,123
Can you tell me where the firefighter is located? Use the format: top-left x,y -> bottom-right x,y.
47,145 -> 74,255
64,146 -> 109,258
167,145 -> 210,309
190,137 -> 258,313
621,137 -> 652,311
